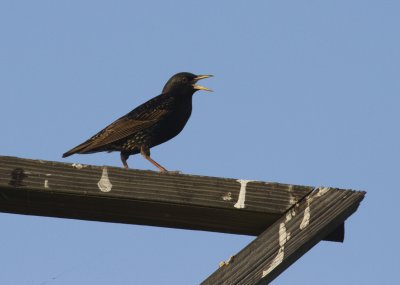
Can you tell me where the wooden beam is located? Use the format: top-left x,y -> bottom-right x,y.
0,156 -> 365,283
201,188 -> 365,285
0,156 -> 312,236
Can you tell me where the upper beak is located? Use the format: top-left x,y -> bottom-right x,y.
193,75 -> 213,92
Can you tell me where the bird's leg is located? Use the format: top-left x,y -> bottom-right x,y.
120,152 -> 129,169
140,146 -> 168,172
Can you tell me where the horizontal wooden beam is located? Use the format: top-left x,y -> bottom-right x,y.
201,188 -> 365,285
0,156 -> 313,236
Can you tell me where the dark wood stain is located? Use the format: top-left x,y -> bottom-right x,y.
8,168 -> 27,187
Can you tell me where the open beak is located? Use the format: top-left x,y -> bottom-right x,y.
193,75 -> 213,92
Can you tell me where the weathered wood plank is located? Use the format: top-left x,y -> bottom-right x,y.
201,188 -> 365,285
0,156 -> 312,235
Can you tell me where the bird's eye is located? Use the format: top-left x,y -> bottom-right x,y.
182,77 -> 188,83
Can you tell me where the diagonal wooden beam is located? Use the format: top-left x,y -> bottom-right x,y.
201,188 -> 365,285
0,155 -> 312,236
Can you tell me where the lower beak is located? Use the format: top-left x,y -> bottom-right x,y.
193,75 -> 213,92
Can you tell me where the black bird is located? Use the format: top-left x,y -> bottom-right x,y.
62,72 -> 213,172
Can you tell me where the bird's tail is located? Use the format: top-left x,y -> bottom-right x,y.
62,140 -> 94,158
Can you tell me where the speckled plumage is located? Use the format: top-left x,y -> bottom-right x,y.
62,72 -> 212,171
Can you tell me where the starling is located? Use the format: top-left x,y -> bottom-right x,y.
62,72 -> 213,172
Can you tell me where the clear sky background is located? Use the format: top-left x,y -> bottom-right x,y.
0,1 -> 398,284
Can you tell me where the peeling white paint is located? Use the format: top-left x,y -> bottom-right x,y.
97,167 -> 112,192
218,255 -> 235,268
72,163 -> 86,169
279,222 -> 290,246
300,204 -> 311,230
288,185 -> 296,204
317,186 -> 330,196
285,212 -> 292,222
234,180 -> 253,209
262,222 -> 290,277
45,173 -> 52,177
222,192 -> 232,201
285,209 -> 296,222
262,247 -> 284,277
44,180 -> 49,189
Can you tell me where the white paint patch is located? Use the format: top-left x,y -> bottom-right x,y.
97,167 -> 112,192
300,203 -> 311,230
218,255 -> 235,268
234,180 -> 253,209
262,222 -> 290,277
317,186 -> 330,196
44,180 -> 49,189
45,173 -> 52,177
285,209 -> 296,222
72,163 -> 86,169
279,222 -> 290,246
288,185 -> 296,204
222,192 -> 232,201
262,248 -> 284,277
285,212 -> 292,222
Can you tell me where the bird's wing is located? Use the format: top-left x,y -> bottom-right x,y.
63,109 -> 168,156
84,109 -> 168,150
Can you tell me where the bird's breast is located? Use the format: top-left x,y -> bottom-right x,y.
150,101 -> 192,147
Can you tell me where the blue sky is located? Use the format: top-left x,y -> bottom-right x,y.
1,1 -> 399,284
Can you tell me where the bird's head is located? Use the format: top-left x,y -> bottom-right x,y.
162,72 -> 213,95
